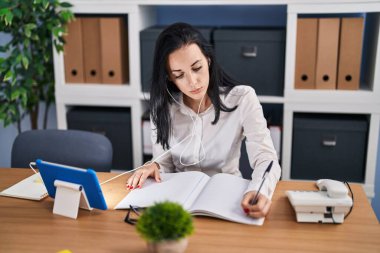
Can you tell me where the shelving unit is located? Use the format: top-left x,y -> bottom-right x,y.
53,0 -> 380,198
283,3 -> 380,198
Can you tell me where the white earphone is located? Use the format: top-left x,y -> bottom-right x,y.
166,88 -> 206,166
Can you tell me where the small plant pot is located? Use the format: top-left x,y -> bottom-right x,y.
147,238 -> 188,253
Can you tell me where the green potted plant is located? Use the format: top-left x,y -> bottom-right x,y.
136,201 -> 194,253
0,0 -> 73,132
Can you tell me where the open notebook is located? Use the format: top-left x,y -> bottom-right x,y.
115,171 -> 268,225
0,173 -> 48,201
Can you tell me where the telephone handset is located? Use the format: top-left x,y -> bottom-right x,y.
316,179 -> 349,199
286,179 -> 353,224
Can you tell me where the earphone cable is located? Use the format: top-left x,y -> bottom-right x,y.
101,89 -> 208,185
166,88 -> 206,166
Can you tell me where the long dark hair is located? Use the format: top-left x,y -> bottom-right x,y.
150,22 -> 240,150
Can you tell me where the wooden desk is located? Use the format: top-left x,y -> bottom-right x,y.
0,169 -> 379,253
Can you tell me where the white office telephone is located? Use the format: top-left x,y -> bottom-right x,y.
286,179 -> 353,224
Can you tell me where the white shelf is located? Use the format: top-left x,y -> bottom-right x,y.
289,2 -> 380,14
285,89 -> 380,108
140,93 -> 285,104
54,0 -> 380,199
69,0 -> 380,6
56,84 -> 137,99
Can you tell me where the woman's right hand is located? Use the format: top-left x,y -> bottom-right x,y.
126,162 -> 161,190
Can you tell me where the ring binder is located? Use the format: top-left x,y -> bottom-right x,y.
315,18 -> 340,89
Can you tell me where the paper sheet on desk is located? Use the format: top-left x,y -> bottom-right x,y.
0,173 -> 48,201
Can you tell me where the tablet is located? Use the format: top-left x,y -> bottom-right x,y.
36,159 -> 108,210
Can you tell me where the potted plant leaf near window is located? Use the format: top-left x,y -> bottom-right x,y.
136,201 -> 194,253
0,0 -> 73,133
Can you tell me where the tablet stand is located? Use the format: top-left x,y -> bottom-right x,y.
53,180 -> 93,219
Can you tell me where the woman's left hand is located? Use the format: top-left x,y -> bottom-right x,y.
241,191 -> 272,218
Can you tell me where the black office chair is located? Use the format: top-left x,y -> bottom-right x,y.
11,129 -> 113,172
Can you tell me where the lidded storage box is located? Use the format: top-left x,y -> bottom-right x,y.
67,106 -> 133,170
291,113 -> 368,182
214,28 -> 285,96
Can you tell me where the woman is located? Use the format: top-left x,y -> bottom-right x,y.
127,22 -> 281,218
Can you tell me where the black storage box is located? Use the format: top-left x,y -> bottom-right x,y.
214,28 -> 285,96
140,26 -> 213,92
291,113 -> 368,182
67,106 -> 133,170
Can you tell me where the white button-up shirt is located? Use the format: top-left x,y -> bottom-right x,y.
152,85 -> 281,198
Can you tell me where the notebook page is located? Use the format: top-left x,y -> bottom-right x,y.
115,171 -> 209,209
0,173 -> 48,201
189,173 -> 265,225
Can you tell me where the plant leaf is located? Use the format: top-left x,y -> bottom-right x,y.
42,0 -> 49,9
11,78 -> 17,87
15,54 -> 22,64
0,8 -> 9,17
24,27 -> 31,37
5,11 -> 13,26
60,10 -> 74,22
52,27 -> 64,37
11,89 -> 20,101
31,34 -> 39,41
3,70 -> 12,81
22,56 -> 29,69
25,23 -> 37,30
24,38 -> 30,48
60,2 -> 73,8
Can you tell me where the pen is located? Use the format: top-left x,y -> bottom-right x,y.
249,160 -> 273,205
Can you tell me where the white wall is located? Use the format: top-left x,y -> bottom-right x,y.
0,103 -> 57,167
